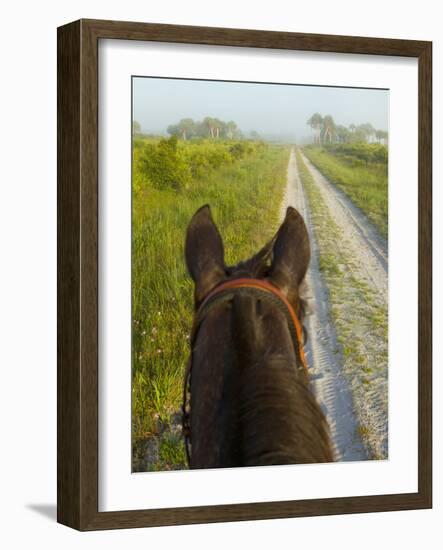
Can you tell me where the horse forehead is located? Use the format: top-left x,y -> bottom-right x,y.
195,297 -> 289,344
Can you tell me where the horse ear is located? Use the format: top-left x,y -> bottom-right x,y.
185,205 -> 226,303
268,207 -> 310,298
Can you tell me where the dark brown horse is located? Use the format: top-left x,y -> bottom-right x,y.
184,204 -> 333,468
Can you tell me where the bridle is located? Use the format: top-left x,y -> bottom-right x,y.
181,277 -> 309,466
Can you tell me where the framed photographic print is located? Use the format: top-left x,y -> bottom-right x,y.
57,19 -> 432,530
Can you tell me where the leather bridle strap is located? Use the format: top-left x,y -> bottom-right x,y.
199,278 -> 308,373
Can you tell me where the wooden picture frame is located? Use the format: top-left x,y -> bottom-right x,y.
57,18 -> 432,530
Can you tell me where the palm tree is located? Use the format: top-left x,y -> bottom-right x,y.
307,113 -> 323,144
202,117 -> 216,138
322,115 -> 336,143
226,120 -> 238,139
212,118 -> 225,138
177,118 -> 195,140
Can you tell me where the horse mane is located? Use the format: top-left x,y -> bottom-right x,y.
239,359 -> 333,465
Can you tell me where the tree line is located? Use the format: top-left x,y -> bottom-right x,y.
307,113 -> 388,145
166,117 -> 247,140
133,117 -> 255,140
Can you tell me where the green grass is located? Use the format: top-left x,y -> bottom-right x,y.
132,140 -> 289,470
302,145 -> 388,239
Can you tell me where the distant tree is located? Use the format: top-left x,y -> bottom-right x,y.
212,118 -> 226,138
356,123 -> 376,143
226,120 -> 238,139
249,130 -> 261,141
167,116 -> 242,139
367,123 -> 376,143
166,123 -> 180,138
201,117 -> 216,138
167,119 -> 195,140
307,113 -> 323,144
351,129 -> 366,143
336,124 -> 351,143
191,121 -> 203,138
177,118 -> 195,140
375,129 -> 389,145
306,114 -> 385,145
133,120 -> 141,135
322,115 -> 336,143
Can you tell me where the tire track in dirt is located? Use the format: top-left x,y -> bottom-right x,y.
296,149 -> 389,459
300,151 -> 388,300
281,149 -> 367,461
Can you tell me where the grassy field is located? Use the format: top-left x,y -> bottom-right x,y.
132,136 -> 289,471
302,143 -> 388,239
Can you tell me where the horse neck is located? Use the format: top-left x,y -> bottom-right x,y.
190,300 -> 333,468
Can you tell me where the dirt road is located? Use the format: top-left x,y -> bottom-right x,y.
282,148 -> 388,460
300,151 -> 388,298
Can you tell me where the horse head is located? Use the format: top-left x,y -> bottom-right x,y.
184,205 -> 333,468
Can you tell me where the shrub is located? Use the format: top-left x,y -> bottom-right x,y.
138,136 -> 191,191
133,137 -> 263,193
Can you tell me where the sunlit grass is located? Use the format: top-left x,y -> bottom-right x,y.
132,142 -> 289,469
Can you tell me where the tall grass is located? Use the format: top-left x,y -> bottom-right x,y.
132,139 -> 289,470
302,145 -> 388,239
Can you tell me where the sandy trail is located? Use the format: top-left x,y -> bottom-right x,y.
300,150 -> 389,459
281,149 -> 367,461
300,151 -> 388,300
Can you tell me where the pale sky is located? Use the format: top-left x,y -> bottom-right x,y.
133,76 -> 389,142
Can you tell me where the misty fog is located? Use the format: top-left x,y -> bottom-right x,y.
133,76 -> 388,143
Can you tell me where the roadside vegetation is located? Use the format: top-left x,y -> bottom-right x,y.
302,143 -> 388,238
132,135 -> 289,471
296,149 -> 388,459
